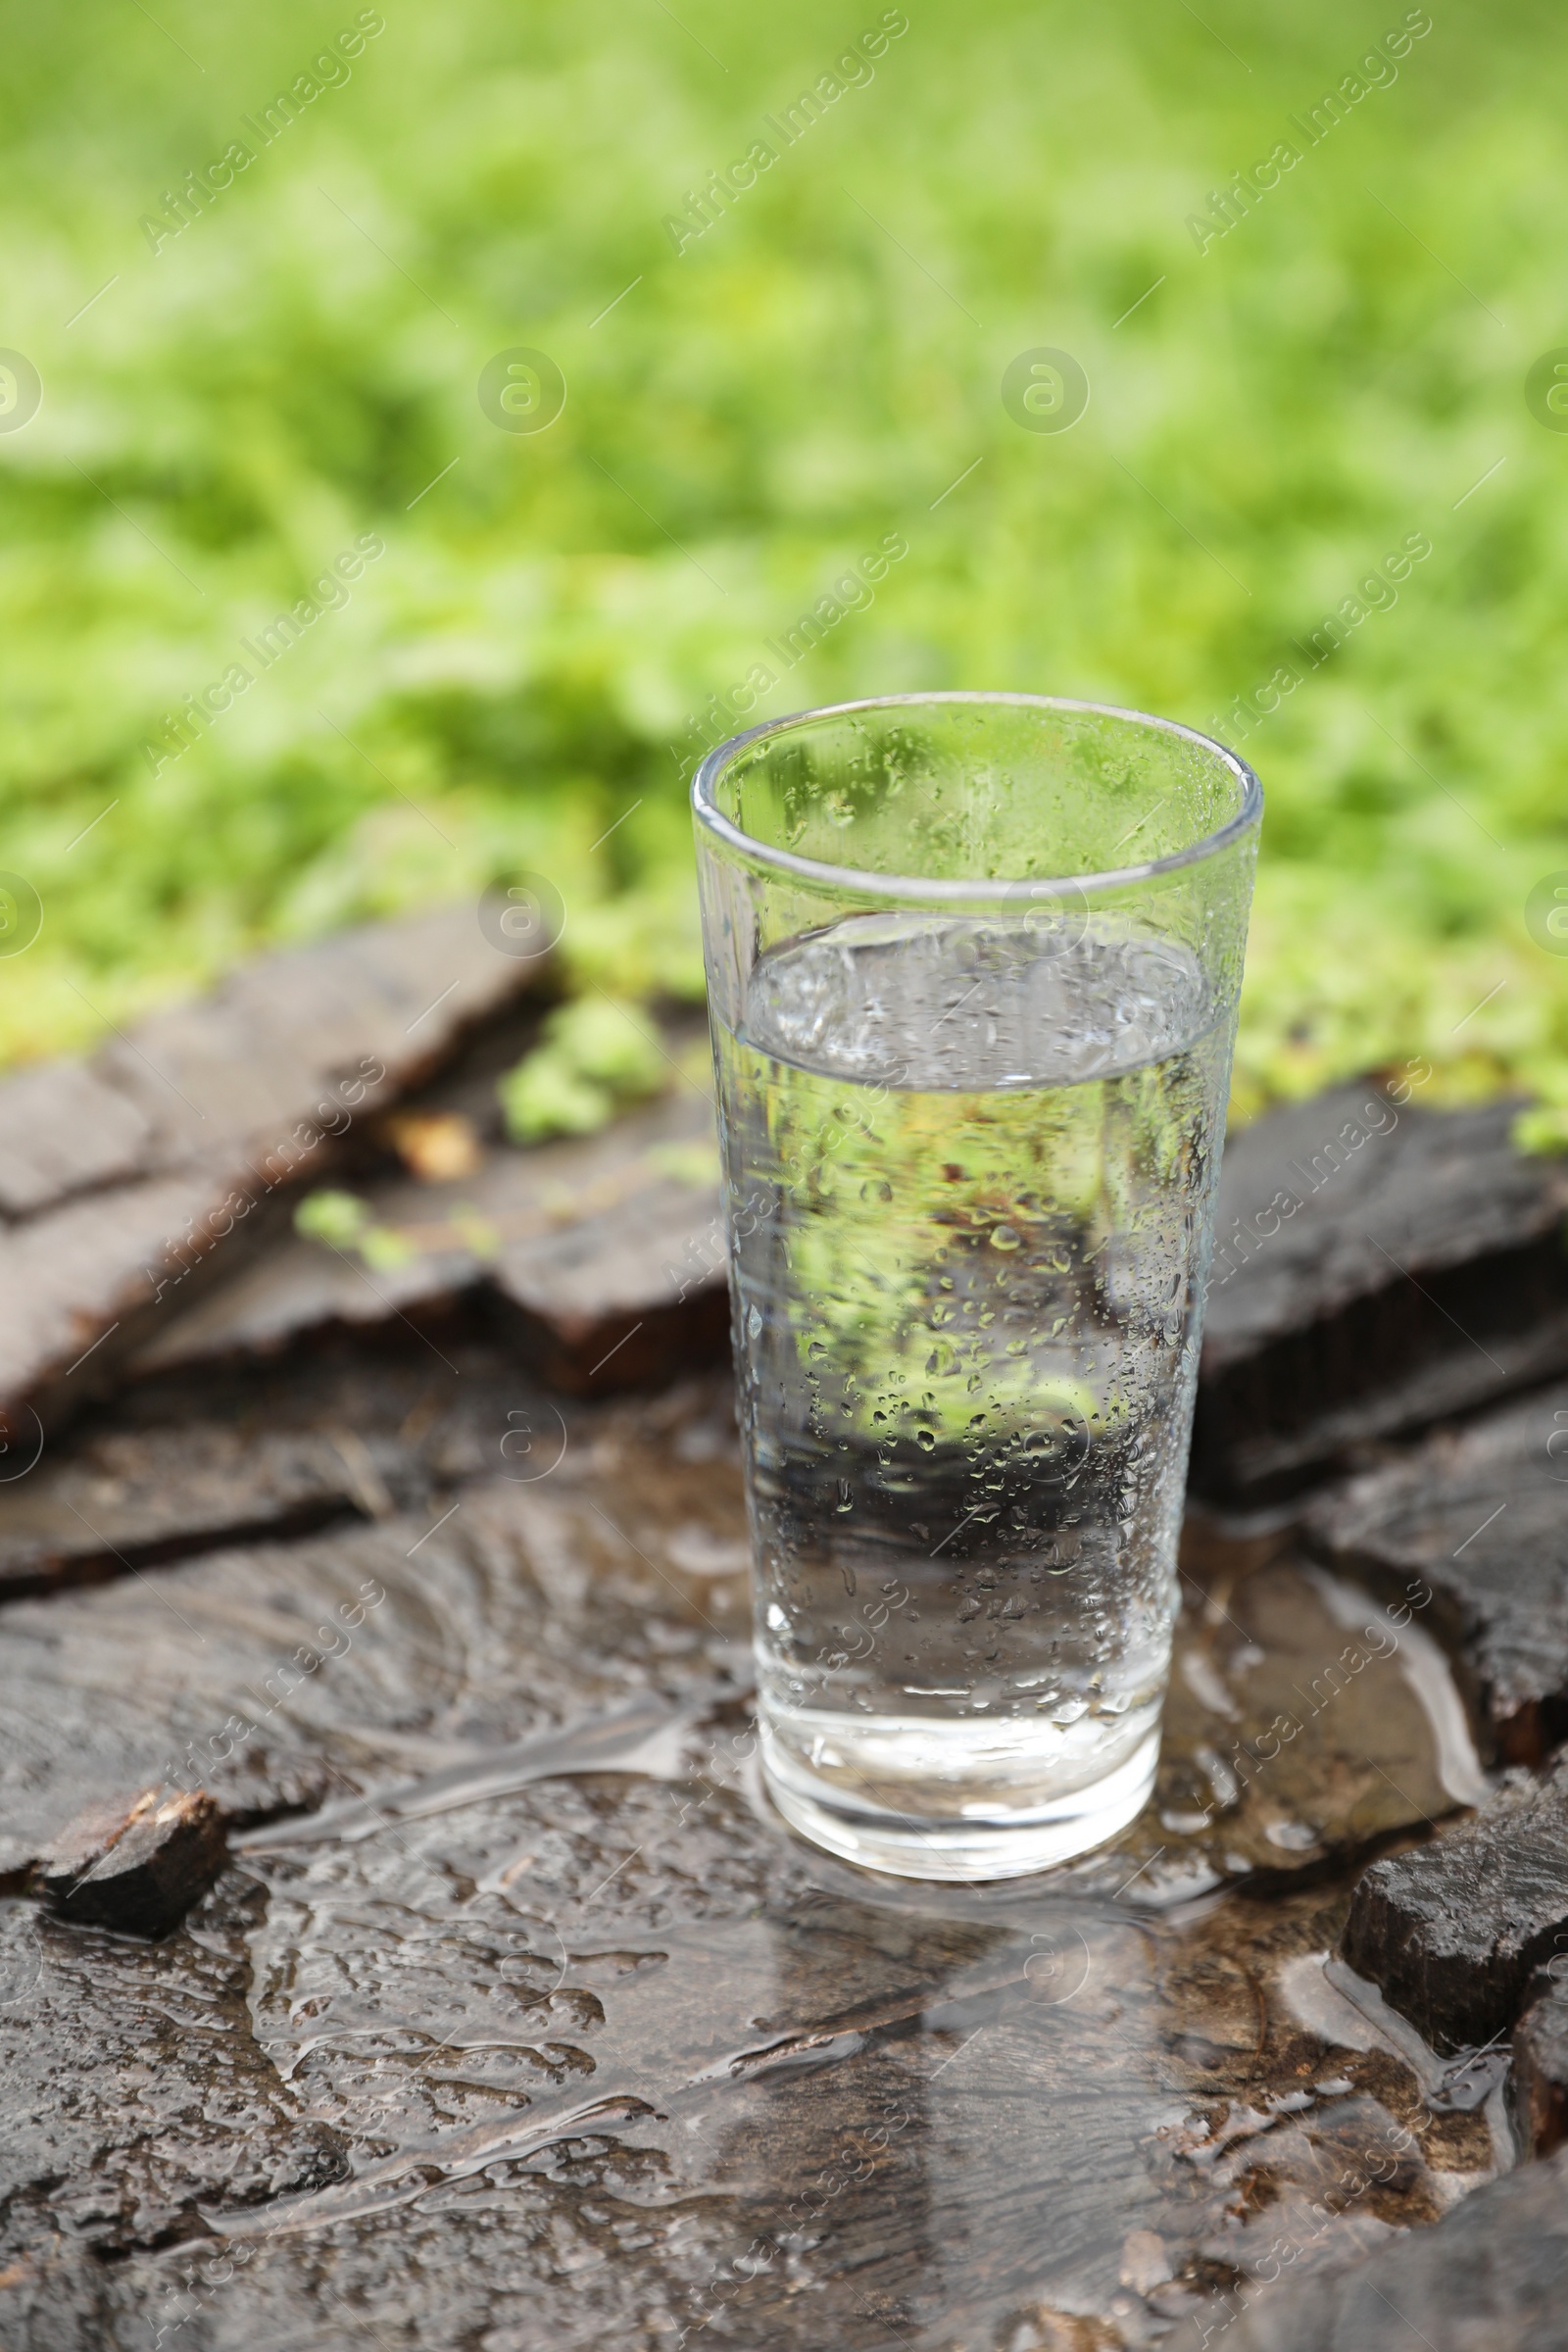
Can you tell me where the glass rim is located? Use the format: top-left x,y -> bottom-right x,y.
691,691 -> 1262,903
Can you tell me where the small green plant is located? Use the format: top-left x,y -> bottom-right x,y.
498,996 -> 668,1144
294,1190 -> 416,1272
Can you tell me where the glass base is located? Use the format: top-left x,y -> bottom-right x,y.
761,1718 -> 1161,1881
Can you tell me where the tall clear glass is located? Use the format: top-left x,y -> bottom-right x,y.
693,694 -> 1260,1879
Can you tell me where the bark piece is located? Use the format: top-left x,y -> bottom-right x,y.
1225,2142 -> 1568,2351
489,1161 -> 730,1392
0,1419 -> 405,1600
1306,1380 -> 1568,1763
134,1087 -> 729,1392
39,1788 -> 226,1938
0,1171 -> 251,1434
1193,1084 -> 1568,1498
89,903 -> 530,1169
189,1742 -> 338,1832
1512,1969 -> 1568,2157
124,1221 -> 478,1368
0,1061 -> 152,1217
0,901 -> 540,1435
1339,1768 -> 1568,2050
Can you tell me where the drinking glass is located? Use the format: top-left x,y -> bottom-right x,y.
693,694 -> 1260,1879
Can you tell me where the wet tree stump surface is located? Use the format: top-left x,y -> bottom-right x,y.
1,1327 -> 1558,2352
7,1023 -> 1568,2346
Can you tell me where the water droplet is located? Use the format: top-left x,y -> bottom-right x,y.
1264,1819 -> 1320,1852
990,1223 -> 1021,1250
747,1305 -> 762,1338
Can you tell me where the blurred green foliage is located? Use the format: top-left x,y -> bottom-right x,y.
293,1184 -> 415,1270
498,995 -> 667,1141
1,0 -> 1565,1133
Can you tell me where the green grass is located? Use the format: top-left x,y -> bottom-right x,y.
2,0 -> 1566,1136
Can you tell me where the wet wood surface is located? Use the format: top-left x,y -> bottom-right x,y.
6,957 -> 1568,2348
0,1336 -> 1542,2352
1514,1975 -> 1568,2158
1225,2141 -> 1568,2351
1341,1763 -> 1568,2052
0,902 -> 547,1436
1306,1378 -> 1568,1764
1193,1083 -> 1568,1500
39,1788 -> 227,1939
131,1040 -> 727,1396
